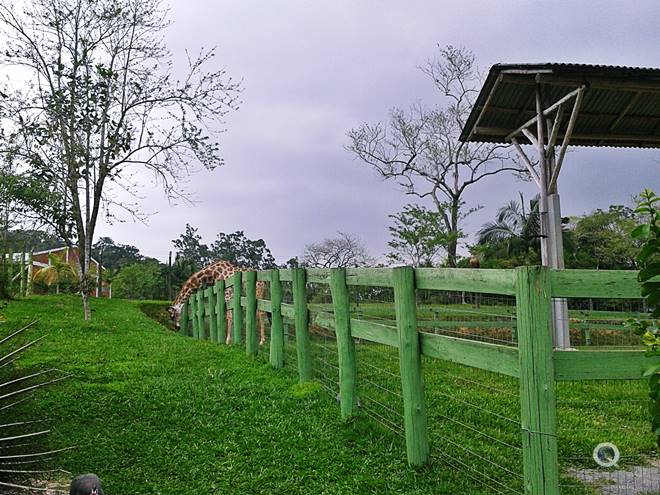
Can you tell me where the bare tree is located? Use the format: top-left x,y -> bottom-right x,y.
0,0 -> 241,319
301,232 -> 374,268
348,46 -> 526,267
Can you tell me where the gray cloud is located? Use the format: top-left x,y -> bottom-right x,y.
98,0 -> 660,263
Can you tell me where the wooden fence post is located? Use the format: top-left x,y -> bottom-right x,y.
180,300 -> 189,336
516,266 -> 559,495
330,268 -> 358,419
207,285 -> 218,343
190,295 -> 199,339
231,271 -> 243,345
196,289 -> 205,340
216,280 -> 227,344
392,266 -> 429,467
245,271 -> 258,356
269,269 -> 284,368
292,268 -> 312,382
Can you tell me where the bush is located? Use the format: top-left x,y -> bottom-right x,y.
112,262 -> 167,300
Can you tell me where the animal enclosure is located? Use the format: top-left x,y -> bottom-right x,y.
179,266 -> 658,495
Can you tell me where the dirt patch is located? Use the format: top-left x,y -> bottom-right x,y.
3,476 -> 69,494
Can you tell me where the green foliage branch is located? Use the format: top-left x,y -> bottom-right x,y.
626,189 -> 660,446
386,204 -> 448,267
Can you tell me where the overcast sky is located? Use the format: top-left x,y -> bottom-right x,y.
98,0 -> 660,264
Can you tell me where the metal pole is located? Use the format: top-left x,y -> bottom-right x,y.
536,82 -> 570,348
548,194 -> 570,348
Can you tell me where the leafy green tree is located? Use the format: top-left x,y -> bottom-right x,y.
386,204 -> 448,267
0,0 -> 240,320
210,231 -> 276,270
170,256 -> 198,296
284,257 -> 300,269
173,225 -> 277,272
4,229 -> 64,253
92,237 -> 147,270
172,225 -> 212,271
567,205 -> 639,269
112,262 -> 166,300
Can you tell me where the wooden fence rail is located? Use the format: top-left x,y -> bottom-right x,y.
178,266 -> 652,494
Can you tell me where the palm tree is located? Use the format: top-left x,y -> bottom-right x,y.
33,253 -> 77,294
101,267 -> 120,299
477,193 -> 541,260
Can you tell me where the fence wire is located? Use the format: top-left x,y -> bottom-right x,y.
355,340 -> 405,437
247,271 -> 657,495
415,288 -> 524,495
558,295 -> 659,494
0,326 -> 67,492
416,289 -> 518,347
280,281 -> 297,374
252,280 -> 270,362
308,283 -> 340,397
425,357 -> 523,494
350,285 -> 406,437
563,297 -> 648,348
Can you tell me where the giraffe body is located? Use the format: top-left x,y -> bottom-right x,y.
169,260 -> 267,344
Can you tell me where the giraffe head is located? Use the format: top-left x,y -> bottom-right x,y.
168,302 -> 184,328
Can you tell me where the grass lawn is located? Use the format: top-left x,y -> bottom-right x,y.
0,295 -> 494,495
1,295 -> 656,494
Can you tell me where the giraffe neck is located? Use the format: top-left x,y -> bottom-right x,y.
172,260 -> 239,307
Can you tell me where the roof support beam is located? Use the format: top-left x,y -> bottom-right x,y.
478,127 -> 660,143
500,73 -> 660,93
510,138 -> 541,187
609,91 -> 642,131
505,86 -> 586,141
467,74 -> 502,141
546,105 -> 564,159
521,128 -> 539,148
550,87 -> 584,191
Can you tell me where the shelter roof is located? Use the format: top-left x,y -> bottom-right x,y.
460,63 -> 660,148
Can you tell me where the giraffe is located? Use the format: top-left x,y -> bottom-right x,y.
168,260 -> 267,345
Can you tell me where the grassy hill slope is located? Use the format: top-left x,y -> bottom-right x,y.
1,295 -> 480,494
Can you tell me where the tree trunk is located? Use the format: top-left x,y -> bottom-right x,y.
82,291 -> 91,321
446,201 -> 460,268
78,240 -> 92,322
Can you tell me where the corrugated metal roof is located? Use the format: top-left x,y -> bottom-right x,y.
459,63 -> 660,148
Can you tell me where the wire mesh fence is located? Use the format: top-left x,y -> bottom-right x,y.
254,280 -> 271,362
355,340 -> 404,437
280,280 -> 297,374
308,282 -> 340,397
415,288 -> 523,494
556,295 -> 659,494
351,284 -> 405,438
185,267 -> 658,494
416,289 -> 518,346
424,357 -> 524,494
557,378 -> 659,494
564,297 -> 648,348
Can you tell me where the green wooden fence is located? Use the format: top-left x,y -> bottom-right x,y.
177,266 -> 656,495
